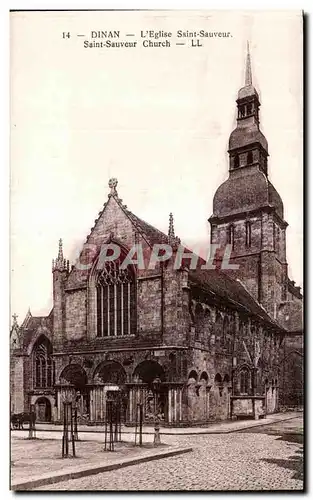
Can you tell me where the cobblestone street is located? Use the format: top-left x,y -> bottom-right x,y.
35,416 -> 303,491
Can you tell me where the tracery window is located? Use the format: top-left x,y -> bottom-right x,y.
33,337 -> 53,388
96,259 -> 136,337
240,368 -> 250,395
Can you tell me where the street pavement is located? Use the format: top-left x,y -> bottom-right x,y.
34,416 -> 304,491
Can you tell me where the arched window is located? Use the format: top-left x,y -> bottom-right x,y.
33,336 -> 53,389
245,220 -> 252,247
96,257 -> 136,337
234,154 -> 240,169
246,104 -> 252,115
247,151 -> 253,165
240,369 -> 250,395
238,106 -> 245,119
227,224 -> 235,250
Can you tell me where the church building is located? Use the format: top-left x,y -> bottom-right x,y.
10,45 -> 303,425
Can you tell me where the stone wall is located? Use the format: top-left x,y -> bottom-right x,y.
11,356 -> 24,413
65,289 -> 87,341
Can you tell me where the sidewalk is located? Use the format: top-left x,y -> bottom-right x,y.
20,411 -> 301,436
11,436 -> 192,491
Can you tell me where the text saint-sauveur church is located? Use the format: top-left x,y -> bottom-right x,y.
10,46 -> 303,425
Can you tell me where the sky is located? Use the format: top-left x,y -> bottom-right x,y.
10,10 -> 303,322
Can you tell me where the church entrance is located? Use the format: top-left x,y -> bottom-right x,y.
35,397 -> 51,422
90,361 -> 127,422
57,364 -> 89,422
127,360 -> 169,424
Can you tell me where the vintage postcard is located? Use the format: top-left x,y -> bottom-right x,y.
10,9 -> 303,492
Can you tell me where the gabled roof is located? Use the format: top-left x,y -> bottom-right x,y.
62,181 -> 286,331
124,209 -> 169,246
19,311 -> 53,349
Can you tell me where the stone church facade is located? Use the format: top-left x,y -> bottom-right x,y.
10,46 -> 303,425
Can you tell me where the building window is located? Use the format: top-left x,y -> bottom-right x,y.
246,104 -> 252,115
234,154 -> 240,169
96,259 -> 136,337
33,336 -> 53,389
238,106 -> 245,119
247,151 -> 253,165
245,220 -> 252,247
227,224 -> 235,250
240,368 -> 250,395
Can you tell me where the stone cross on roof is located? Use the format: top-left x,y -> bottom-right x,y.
12,313 -> 18,327
108,178 -> 118,196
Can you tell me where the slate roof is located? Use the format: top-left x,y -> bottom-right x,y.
124,209 -> 169,246
19,312 -> 53,349
61,189 -> 286,332
189,266 -> 283,330
212,169 -> 284,221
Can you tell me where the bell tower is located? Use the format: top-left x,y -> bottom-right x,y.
228,43 -> 269,176
209,43 -> 288,319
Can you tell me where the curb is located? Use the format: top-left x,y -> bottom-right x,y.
15,413 -> 301,436
231,415 -> 301,434
11,446 -> 193,491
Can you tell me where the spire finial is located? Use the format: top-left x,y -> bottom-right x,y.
108,178 -> 118,196
168,212 -> 175,240
168,213 -> 181,247
245,41 -> 252,86
12,313 -> 18,326
53,238 -> 68,272
58,238 -> 63,260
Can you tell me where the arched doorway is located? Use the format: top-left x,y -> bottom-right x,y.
35,397 -> 51,422
91,361 -> 127,422
58,364 -> 89,421
133,360 -> 165,384
93,361 -> 126,385
59,364 -> 88,389
129,360 -> 167,423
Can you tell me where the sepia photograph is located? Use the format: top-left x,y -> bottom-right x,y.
10,9 -> 304,492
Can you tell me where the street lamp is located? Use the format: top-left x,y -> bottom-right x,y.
151,377 -> 162,446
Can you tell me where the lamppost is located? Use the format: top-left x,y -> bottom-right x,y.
61,386 -> 76,458
73,390 -> 81,441
151,377 -> 161,446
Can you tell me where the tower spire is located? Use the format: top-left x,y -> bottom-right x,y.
245,41 -> 252,86
58,238 -> 63,261
168,213 -> 180,247
168,212 -> 175,240
52,238 -> 69,272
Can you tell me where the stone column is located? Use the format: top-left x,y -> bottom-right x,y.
168,388 -> 172,424
173,388 -> 177,424
94,387 -> 98,421
90,388 -> 94,422
129,388 -> 133,423
57,391 -> 61,421
178,388 -> 182,422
